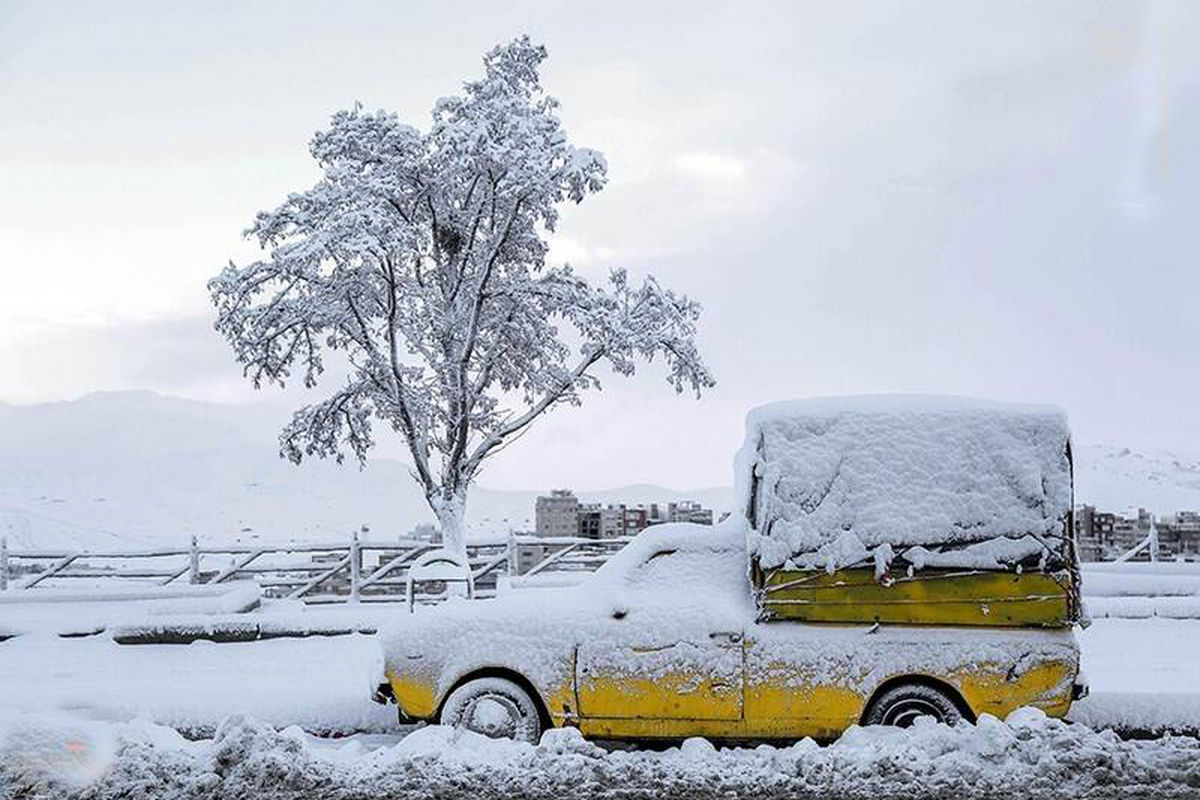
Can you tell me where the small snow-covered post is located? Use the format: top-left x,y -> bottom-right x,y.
1,536 -> 8,591
506,527 -> 518,578
349,530 -> 362,603
188,535 -> 200,584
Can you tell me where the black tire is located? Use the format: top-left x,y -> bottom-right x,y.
863,683 -> 964,728
439,677 -> 543,743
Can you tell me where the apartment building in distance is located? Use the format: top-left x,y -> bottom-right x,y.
534,490 -> 718,541
1075,505 -> 1200,561
535,490 -> 581,538
1158,511 -> 1200,559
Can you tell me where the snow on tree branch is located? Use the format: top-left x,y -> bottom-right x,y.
209,36 -> 714,554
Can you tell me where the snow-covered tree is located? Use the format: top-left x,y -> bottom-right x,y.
209,37 -> 714,556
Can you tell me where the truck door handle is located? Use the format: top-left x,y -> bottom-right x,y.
709,632 -> 742,644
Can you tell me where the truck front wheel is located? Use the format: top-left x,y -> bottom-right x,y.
863,683 -> 963,728
439,677 -> 543,743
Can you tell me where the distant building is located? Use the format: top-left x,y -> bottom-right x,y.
666,501 -> 714,526
408,522 -> 441,544
534,489 -> 718,543
578,503 -> 623,539
1112,508 -> 1153,557
643,500 -> 715,527
536,490 -> 580,538
1158,511 -> 1200,559
1075,505 -> 1117,561
1073,505 -> 1200,562
621,506 -> 649,535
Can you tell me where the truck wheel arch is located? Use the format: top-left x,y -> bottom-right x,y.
860,675 -> 976,725
437,667 -> 553,731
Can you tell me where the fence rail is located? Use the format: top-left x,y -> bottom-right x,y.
0,533 -> 632,604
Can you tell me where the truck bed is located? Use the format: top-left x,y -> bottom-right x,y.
756,566 -> 1076,627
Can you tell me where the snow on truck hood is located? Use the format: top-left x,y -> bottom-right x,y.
735,395 -> 1073,572
381,523 -> 752,640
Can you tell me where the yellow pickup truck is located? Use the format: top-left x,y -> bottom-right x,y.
374,396 -> 1086,743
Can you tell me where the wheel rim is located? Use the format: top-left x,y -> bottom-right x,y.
461,694 -> 523,739
881,697 -> 945,727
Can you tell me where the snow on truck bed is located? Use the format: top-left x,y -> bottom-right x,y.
737,396 -> 1073,571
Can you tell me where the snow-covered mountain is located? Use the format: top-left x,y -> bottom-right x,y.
1,391 -> 1194,551
1073,444 -> 1200,515
0,391 -> 730,551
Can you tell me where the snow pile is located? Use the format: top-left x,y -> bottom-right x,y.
4,710 -> 1200,799
737,395 -> 1073,571
1080,563 -> 1200,620
0,582 -> 261,637
1082,562 -> 1200,597
0,633 -> 395,737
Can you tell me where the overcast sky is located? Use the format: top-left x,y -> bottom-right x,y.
1,1 -> 1197,490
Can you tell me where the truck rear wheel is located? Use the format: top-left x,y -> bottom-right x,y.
863,683 -> 963,728
439,677 -> 543,743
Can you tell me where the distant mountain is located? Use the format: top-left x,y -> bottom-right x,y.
1074,444 -> 1200,515
0,391 -> 1193,552
0,391 -> 731,551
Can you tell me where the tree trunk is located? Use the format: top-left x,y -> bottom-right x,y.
431,489 -> 468,559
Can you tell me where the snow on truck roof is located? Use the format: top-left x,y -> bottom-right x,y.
736,395 -> 1073,572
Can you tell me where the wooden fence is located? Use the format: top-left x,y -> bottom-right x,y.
0,533 -> 632,604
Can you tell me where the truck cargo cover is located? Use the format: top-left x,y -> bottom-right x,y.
737,395 -> 1073,572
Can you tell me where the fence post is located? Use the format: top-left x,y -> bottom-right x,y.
1,536 -> 8,591
189,535 -> 200,584
506,529 -> 518,577
349,530 -> 361,603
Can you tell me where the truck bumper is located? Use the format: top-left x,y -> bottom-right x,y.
372,680 -> 422,724
372,681 -> 395,705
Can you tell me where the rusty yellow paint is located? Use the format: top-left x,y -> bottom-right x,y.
760,568 -> 1075,627
576,672 -> 741,721
543,681 -> 578,723
744,679 -> 865,738
955,659 -> 1076,719
391,654 -> 1075,741
387,671 -> 439,719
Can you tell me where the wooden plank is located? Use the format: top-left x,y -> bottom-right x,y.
759,567 -> 1074,627
287,554 -> 351,600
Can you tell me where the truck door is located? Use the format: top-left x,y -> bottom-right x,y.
574,547 -> 745,722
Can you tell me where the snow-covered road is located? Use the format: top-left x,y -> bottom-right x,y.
0,617 -> 1198,736
3,618 -> 1200,798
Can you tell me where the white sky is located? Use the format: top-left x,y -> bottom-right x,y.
1,1 -> 1197,490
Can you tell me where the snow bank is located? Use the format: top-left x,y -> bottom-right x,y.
0,633 -> 394,736
1086,596 -> 1200,620
1070,693 -> 1200,736
1081,565 -> 1200,597
4,710 -> 1200,800
0,582 -> 262,637
737,395 -> 1072,571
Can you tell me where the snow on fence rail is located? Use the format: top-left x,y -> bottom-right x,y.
0,533 -> 631,604
4,534 -> 1199,615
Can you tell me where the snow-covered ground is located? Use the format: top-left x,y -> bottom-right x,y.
1,613 -> 1198,797
0,632 -> 395,736
4,707 -> 1200,799
0,617 -> 1196,738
